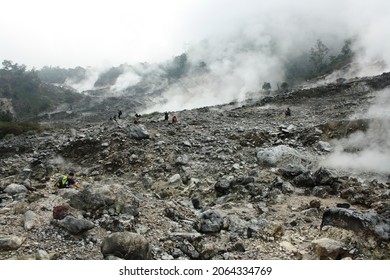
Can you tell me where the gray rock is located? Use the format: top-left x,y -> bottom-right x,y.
317,141 -> 332,152
101,232 -> 151,260
57,216 -> 95,235
195,210 -> 224,233
0,236 -> 25,251
256,145 -> 303,167
128,125 -> 150,140
278,164 -> 306,178
35,249 -> 50,260
271,177 -> 295,194
24,210 -> 38,230
68,184 -> 139,217
311,238 -> 345,259
234,176 -> 255,186
4,183 -> 28,195
292,171 -> 315,188
214,180 -> 233,196
175,154 -> 189,165
321,208 -> 390,241
314,167 -> 336,186
169,174 -> 182,185
183,141 -> 192,147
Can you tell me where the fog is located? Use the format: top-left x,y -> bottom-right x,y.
2,0 -> 390,111
322,89 -> 390,174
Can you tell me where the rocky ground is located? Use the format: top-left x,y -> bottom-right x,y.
0,72 -> 389,260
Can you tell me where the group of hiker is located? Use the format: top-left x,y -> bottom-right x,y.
110,106 -> 289,123
60,106 -> 288,192
109,110 -> 178,124
164,112 -> 177,123
54,111 -> 180,191
110,110 -> 123,123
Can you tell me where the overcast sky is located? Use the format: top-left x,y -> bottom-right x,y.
1,0 -> 389,70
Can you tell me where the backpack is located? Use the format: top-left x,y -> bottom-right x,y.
55,175 -> 68,188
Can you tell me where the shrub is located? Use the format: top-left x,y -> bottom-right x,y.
0,121 -> 42,139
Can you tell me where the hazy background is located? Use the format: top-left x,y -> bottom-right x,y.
1,0 -> 389,70
0,0 -> 390,111
2,0 -> 390,111
2,0 -> 389,174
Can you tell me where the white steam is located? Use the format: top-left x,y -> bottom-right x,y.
53,0 -> 390,113
110,70 -> 141,93
322,89 -> 390,173
65,66 -> 107,92
144,0 -> 390,112
146,49 -> 283,113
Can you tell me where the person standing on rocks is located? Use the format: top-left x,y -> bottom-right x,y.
172,115 -> 178,123
164,112 -> 169,121
118,110 -> 122,119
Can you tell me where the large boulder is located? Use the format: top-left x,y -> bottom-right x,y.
3,183 -> 28,195
101,232 -> 151,260
256,145 -> 305,167
321,207 -> 390,241
56,216 -> 95,235
311,238 -> 346,260
0,236 -> 25,251
68,184 -> 139,217
128,125 -> 150,140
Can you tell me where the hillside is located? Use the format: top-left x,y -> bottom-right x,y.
0,71 -> 389,260
0,61 -> 84,122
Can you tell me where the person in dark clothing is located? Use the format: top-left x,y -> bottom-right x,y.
118,110 -> 122,119
285,107 -> 291,117
164,112 -> 169,121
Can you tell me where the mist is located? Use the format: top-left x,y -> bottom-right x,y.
3,1 -> 389,112
111,68 -> 142,93
65,66 -> 109,92
322,88 -> 390,174
96,1 -> 390,112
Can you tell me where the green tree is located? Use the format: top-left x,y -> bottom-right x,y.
310,39 -> 329,72
280,82 -> 289,91
2,60 -> 26,73
0,110 -> 13,122
94,66 -> 124,87
0,59 -> 83,120
262,82 -> 271,91
166,53 -> 190,79
341,39 -> 353,57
